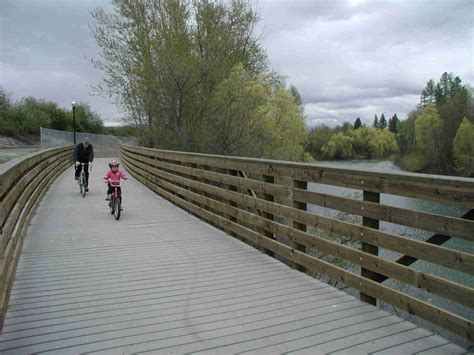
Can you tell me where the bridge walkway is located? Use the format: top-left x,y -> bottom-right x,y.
0,159 -> 465,354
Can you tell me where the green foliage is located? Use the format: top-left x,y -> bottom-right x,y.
306,125 -> 334,160
420,79 -> 436,106
373,114 -> 379,128
375,129 -> 398,157
335,122 -> 353,135
321,133 -> 353,159
379,113 -> 387,129
415,103 -> 443,169
307,123 -> 398,160
91,0 -> 310,161
452,117 -> 474,176
0,91 -> 68,135
67,102 -> 105,134
256,87 -> 311,161
388,114 -> 399,133
400,153 -> 425,172
354,117 -> 362,129
201,63 -> 266,156
398,109 -> 419,155
351,126 -> 397,159
399,72 -> 472,175
0,86 -> 104,137
106,125 -> 138,137
289,84 -> 304,114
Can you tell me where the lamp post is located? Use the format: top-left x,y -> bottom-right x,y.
72,101 -> 76,145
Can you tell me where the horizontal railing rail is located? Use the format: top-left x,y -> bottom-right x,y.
120,145 -> 473,342
0,146 -> 72,328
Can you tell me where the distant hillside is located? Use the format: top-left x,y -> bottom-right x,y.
0,134 -> 40,148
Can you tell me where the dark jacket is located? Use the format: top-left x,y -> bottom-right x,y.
73,143 -> 94,163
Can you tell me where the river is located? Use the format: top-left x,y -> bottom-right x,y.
307,159 -> 472,286
305,159 -> 473,347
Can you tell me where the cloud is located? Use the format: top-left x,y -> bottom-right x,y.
256,0 -> 473,127
1,0 -> 122,125
1,0 -> 472,128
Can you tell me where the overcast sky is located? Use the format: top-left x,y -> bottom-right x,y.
1,0 -> 473,127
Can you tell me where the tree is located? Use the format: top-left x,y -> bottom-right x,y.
354,117 -> 362,130
401,73 -> 473,174
321,133 -> 352,159
351,126 -> 397,158
336,122 -> 353,135
374,129 -> 398,157
0,87 -> 11,113
453,117 -> 474,176
255,88 -> 311,161
379,113 -> 387,129
420,79 -> 436,106
289,84 -> 304,116
91,0 -> 269,152
306,125 -> 335,159
66,102 -> 104,134
201,64 -> 266,156
373,114 -> 379,128
388,114 -> 399,133
398,111 -> 418,154
415,103 -> 443,170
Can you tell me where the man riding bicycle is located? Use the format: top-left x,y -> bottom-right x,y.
73,137 -> 94,191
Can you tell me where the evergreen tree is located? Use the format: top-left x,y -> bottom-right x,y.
379,114 -> 387,129
420,79 -> 436,106
388,114 -> 399,133
354,117 -> 362,129
373,114 -> 379,128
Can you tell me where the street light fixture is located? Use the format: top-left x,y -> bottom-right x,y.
72,101 -> 76,145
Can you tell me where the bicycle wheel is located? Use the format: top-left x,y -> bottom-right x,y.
114,198 -> 121,220
79,173 -> 84,195
81,173 -> 86,198
109,197 -> 115,214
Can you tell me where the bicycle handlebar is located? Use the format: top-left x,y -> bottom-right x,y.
76,162 -> 92,171
107,178 -> 127,187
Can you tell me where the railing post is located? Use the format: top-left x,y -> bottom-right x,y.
361,190 -> 380,305
261,175 -> 275,257
229,169 -> 239,238
293,179 -> 307,272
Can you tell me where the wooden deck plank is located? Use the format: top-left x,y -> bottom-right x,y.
290,320 -> 423,354
0,159 -> 467,354
330,325 -> 432,354
416,342 -> 473,354
373,335 -> 450,354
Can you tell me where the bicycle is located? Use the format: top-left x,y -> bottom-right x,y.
107,178 -> 126,220
76,162 -> 91,198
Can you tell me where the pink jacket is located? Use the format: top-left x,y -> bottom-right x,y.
103,169 -> 128,185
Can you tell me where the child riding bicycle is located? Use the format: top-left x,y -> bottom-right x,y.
103,159 -> 128,201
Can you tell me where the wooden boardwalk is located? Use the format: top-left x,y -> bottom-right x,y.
0,158 -> 466,354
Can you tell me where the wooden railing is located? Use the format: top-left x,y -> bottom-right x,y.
0,146 -> 72,327
121,145 -> 473,342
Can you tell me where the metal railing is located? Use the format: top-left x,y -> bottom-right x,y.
41,127 -> 137,158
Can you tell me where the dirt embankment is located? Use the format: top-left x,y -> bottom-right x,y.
0,135 -> 41,164
0,134 -> 40,148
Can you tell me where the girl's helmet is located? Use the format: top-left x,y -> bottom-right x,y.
109,159 -> 119,169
